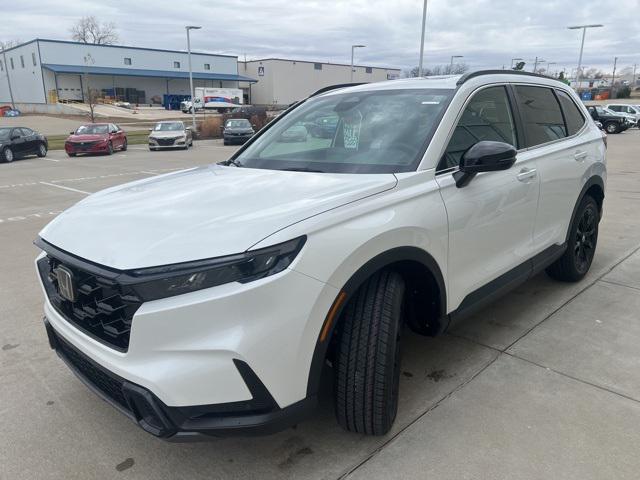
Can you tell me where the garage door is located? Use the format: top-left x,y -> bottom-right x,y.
56,74 -> 83,101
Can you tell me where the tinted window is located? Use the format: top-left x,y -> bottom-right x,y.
20,128 -> 34,136
556,90 -> 585,136
608,105 -> 622,112
515,86 -> 566,147
11,129 -> 23,138
440,86 -> 517,171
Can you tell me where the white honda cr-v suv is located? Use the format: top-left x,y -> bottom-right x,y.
36,71 -> 606,439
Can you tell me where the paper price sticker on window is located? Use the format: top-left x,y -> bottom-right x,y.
343,111 -> 363,149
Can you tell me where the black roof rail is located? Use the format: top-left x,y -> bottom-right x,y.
456,69 -> 561,86
310,83 -> 367,97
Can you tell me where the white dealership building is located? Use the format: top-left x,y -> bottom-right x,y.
0,39 -> 255,107
239,58 -> 401,107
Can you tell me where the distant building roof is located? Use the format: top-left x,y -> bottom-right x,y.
241,57 -> 401,71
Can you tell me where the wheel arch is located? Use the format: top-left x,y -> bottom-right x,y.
305,246 -> 447,397
566,175 -> 605,245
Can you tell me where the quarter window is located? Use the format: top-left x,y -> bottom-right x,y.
440,86 -> 517,171
514,86 -> 566,147
556,90 -> 585,136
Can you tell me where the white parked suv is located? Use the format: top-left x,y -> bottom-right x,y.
36,71 -> 606,439
605,103 -> 640,127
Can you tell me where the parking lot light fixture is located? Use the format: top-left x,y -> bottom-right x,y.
568,24 -> 603,91
186,26 -> 202,132
449,55 -> 463,71
350,45 -> 366,82
510,57 -> 523,69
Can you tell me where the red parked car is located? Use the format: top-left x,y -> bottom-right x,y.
64,123 -> 127,157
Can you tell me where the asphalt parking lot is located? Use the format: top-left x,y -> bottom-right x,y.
1,131 -> 640,479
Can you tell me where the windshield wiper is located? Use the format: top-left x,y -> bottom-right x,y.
280,167 -> 326,173
220,159 -> 243,167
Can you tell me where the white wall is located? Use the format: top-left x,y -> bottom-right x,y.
240,59 -> 401,106
0,40 -> 46,104
38,40 -> 238,75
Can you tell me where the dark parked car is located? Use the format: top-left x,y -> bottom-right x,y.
65,123 -> 127,157
222,118 -> 255,145
309,116 -> 338,138
0,127 -> 48,163
586,105 -> 630,134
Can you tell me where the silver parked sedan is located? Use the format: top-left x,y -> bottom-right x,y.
148,121 -> 193,151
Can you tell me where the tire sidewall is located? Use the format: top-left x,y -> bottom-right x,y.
38,143 -> 47,157
568,196 -> 599,276
3,147 -> 14,162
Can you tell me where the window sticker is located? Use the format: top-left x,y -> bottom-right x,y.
343,110 -> 363,150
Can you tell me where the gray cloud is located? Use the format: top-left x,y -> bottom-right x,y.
1,0 -> 639,74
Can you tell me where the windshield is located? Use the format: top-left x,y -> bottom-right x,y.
0,128 -> 10,140
154,122 -> 184,131
226,119 -> 251,128
76,124 -> 109,135
232,88 -> 453,173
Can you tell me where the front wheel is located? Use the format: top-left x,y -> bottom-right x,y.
334,270 -> 405,435
546,195 -> 599,282
37,143 -> 48,157
2,146 -> 14,162
604,122 -> 619,134
107,142 -> 114,155
121,139 -> 128,151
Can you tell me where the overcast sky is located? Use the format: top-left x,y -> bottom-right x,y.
2,0 -> 639,75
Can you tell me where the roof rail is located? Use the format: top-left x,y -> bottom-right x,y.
456,69 -> 560,86
310,83 -> 367,97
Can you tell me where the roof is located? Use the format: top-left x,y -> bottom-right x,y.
1,38 -> 237,59
42,64 -> 256,82
241,57 -> 401,71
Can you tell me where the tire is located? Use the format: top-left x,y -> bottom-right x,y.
37,143 -> 48,158
604,122 -> 619,134
121,139 -> 127,151
107,142 -> 114,155
2,146 -> 14,162
334,270 -> 405,436
546,195 -> 599,282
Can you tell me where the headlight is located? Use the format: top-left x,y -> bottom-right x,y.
124,236 -> 306,301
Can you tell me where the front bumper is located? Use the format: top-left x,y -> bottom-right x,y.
65,143 -> 110,154
149,137 -> 187,149
44,319 -> 316,439
223,134 -> 253,144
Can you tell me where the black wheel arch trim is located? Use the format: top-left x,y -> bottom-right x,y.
566,176 -> 605,244
305,246 -> 447,397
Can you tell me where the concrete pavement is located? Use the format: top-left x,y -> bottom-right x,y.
1,131 -> 639,479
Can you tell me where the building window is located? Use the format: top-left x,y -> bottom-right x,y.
32,52 -> 37,66
10,58 -> 14,69
204,63 -> 210,70
0,60 -> 3,72
314,63 -> 322,70
124,57 -> 132,65
366,67 -> 373,74
20,55 -> 25,68
174,61 -> 181,68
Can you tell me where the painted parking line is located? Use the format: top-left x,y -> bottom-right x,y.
41,157 -> 60,162
39,182 -> 90,195
0,210 -> 63,224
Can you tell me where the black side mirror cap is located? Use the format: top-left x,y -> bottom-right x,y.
454,141 -> 517,188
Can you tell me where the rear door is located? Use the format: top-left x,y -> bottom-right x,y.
436,85 -> 540,311
19,128 -> 38,153
514,85 -> 594,252
10,128 -> 28,156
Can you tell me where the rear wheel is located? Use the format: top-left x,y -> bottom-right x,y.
2,146 -> 14,162
37,143 -> 48,157
121,139 -> 128,151
546,195 -> 599,282
604,122 -> 619,134
334,270 -> 405,435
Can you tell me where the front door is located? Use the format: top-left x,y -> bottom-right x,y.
435,85 -> 540,311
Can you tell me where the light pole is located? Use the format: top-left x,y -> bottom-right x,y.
568,24 -> 603,91
418,0 -> 428,77
532,57 -> 545,73
350,44 -> 366,82
510,57 -> 523,69
186,25 -> 201,132
1,47 -> 15,109
449,55 -> 463,72
633,63 -> 638,89
610,56 -> 618,98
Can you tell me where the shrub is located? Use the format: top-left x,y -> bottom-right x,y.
616,86 -> 631,99
199,117 -> 222,138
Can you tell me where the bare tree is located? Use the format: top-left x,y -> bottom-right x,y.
85,87 -> 101,122
71,16 -> 119,45
0,39 -> 21,51
405,63 -> 469,78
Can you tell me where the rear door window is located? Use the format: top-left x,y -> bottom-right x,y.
514,86 -> 566,147
556,90 -> 586,136
439,85 -> 517,171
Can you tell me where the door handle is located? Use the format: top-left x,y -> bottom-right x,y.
574,151 -> 588,161
516,168 -> 537,182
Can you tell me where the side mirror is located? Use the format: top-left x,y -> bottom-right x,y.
70,131 -> 75,134
453,141 -> 517,188
148,128 -> 153,132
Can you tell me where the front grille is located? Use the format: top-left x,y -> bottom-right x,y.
37,255 -> 142,351
156,138 -> 176,146
71,141 -> 99,149
54,329 -> 131,413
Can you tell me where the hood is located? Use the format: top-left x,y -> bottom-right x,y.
149,130 -> 186,138
39,165 -> 397,270
67,134 -> 108,142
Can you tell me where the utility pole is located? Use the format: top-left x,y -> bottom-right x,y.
633,64 -> 638,89
568,24 -> 604,92
418,0 -> 428,77
1,47 -> 15,109
610,56 -> 618,99
532,57 -> 545,73
511,57 -> 523,69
